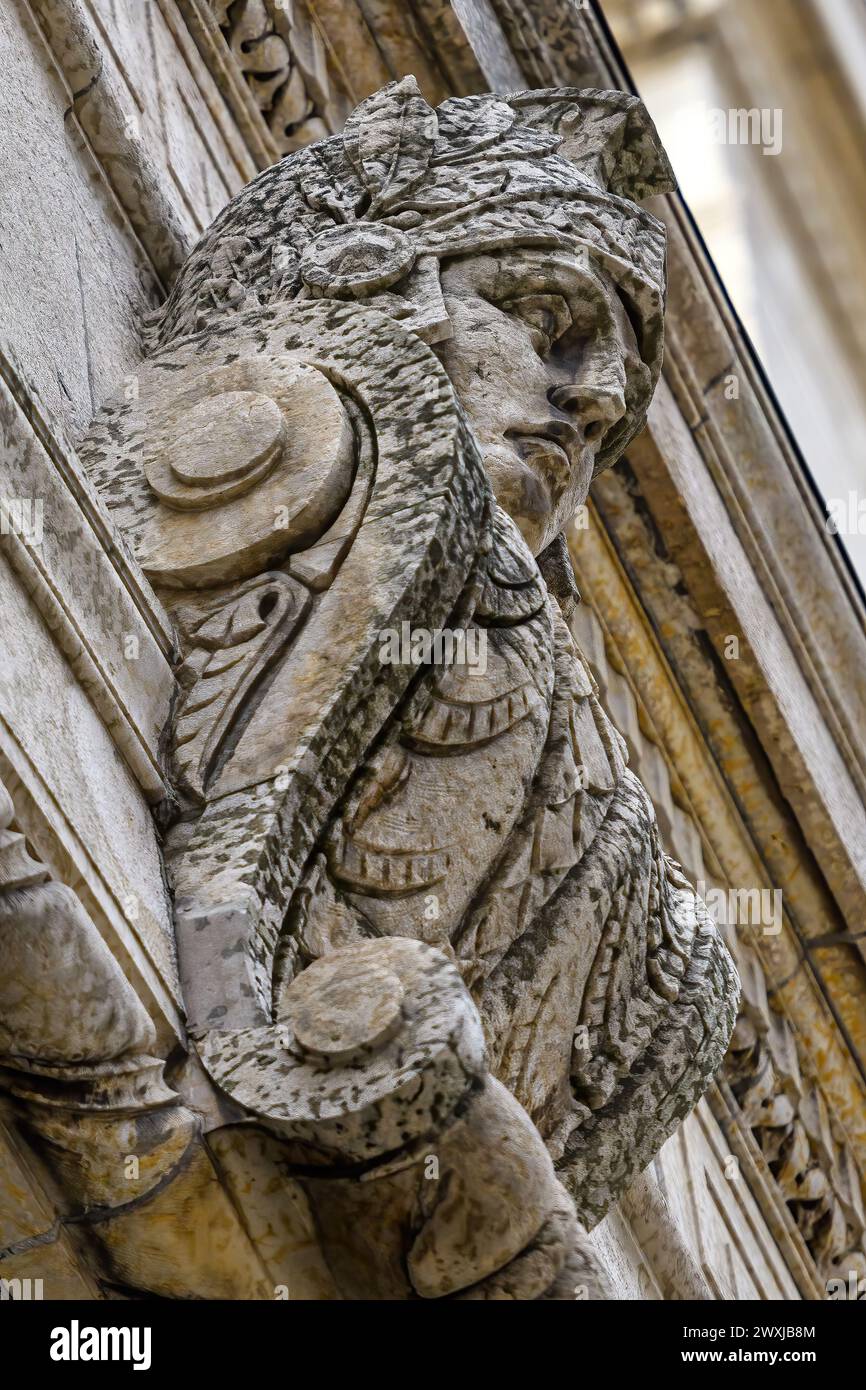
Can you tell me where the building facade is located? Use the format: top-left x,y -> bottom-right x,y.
1,0 -> 864,1300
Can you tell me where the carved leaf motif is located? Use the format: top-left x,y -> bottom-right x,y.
342,76 -> 438,217
270,63 -> 315,136
172,573 -> 309,801
215,0 -> 345,153
433,96 -> 516,163
511,89 -> 676,201
223,0 -> 288,94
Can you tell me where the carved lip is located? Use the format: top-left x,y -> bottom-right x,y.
514,422 -> 580,468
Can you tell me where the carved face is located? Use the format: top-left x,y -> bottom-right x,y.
434,247 -> 645,555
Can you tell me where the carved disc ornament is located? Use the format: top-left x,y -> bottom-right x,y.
149,390 -> 286,506
84,346 -> 354,588
299,223 -> 416,298
201,938 -> 487,1163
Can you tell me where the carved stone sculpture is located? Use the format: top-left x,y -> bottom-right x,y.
4,79 -> 739,1298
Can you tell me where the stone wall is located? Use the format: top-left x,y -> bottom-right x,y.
0,0 -> 255,1293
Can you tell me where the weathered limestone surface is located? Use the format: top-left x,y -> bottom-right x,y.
590,1098 -> 801,1300
0,550 -> 177,1013
0,0 -> 254,445
0,76 -> 738,1297
208,0 -> 352,152
568,557 -> 866,1297
0,0 -> 265,1049
0,353 -> 173,800
0,1 -> 157,444
1,0 -> 863,1304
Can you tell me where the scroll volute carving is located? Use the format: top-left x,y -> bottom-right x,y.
79,300 -> 489,1035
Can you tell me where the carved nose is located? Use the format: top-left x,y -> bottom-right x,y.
547,383 -> 625,442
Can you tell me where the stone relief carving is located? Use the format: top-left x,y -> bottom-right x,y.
212,0 -> 350,152
573,594 -> 866,1297
0,778 -> 209,1296
725,948 -> 866,1293
4,79 -> 739,1298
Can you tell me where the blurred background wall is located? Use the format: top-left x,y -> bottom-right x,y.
605,0 -> 866,579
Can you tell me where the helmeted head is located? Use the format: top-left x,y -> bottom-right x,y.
152,78 -> 675,554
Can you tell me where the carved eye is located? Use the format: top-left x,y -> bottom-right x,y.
499,294 -> 573,356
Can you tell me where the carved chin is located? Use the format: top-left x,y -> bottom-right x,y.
481,448 -> 560,555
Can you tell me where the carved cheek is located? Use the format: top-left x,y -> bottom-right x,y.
436,297 -> 547,439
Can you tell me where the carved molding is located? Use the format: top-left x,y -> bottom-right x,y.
0,773 -> 330,1298
570,507 -> 866,1297
725,991 -> 866,1294
24,0 -> 264,292
207,0 -> 350,151
587,4 -> 866,941
0,344 -> 174,800
194,0 -> 494,167
28,0 -> 191,286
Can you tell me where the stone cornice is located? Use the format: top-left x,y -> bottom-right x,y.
193,0 -> 492,164
0,748 -> 183,1046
